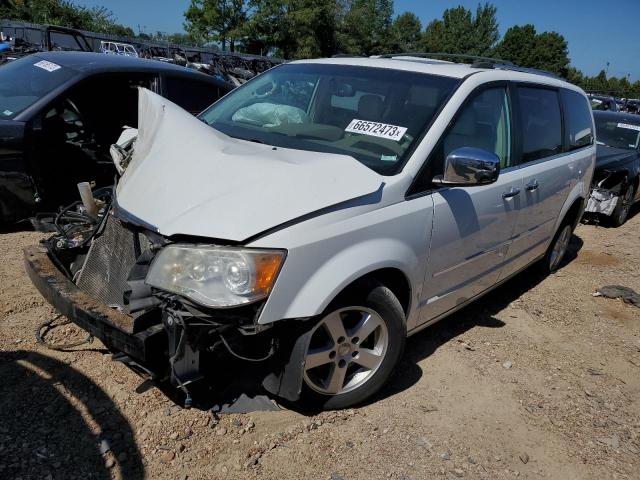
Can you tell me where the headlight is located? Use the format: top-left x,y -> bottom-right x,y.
146,244 -> 285,308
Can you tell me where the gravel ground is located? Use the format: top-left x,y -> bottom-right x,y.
1,208 -> 639,480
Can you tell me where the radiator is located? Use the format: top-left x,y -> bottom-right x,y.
76,214 -> 150,309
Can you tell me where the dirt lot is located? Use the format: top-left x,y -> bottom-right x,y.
2,209 -> 640,480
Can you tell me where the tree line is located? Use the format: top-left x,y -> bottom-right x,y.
2,0 -> 639,97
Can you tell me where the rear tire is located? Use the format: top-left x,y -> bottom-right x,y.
611,184 -> 635,227
540,221 -> 573,274
298,282 -> 406,410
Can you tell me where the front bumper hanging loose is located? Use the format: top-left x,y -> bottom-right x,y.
584,188 -> 619,216
23,245 -> 163,363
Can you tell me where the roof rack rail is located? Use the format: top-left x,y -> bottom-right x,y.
378,52 -> 513,67
379,52 -> 564,80
492,64 -> 564,80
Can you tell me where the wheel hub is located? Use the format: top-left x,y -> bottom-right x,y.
302,306 -> 388,396
337,342 -> 352,357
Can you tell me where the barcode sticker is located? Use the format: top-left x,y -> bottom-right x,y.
34,60 -> 61,72
618,122 -> 640,132
345,119 -> 408,142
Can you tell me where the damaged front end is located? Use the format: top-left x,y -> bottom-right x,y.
24,190 -> 308,407
584,169 -> 628,217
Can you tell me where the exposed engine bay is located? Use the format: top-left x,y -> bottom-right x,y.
35,179 -> 307,408
585,170 -> 625,217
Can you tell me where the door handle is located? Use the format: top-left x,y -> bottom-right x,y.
526,180 -> 540,192
502,187 -> 521,199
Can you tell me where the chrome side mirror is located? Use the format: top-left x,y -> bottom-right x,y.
433,147 -> 501,186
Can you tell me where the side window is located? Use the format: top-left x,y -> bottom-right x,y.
408,86 -> 512,196
561,89 -> 593,151
443,86 -> 512,168
516,87 -> 562,162
165,76 -> 221,115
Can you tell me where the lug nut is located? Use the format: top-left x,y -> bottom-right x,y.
351,337 -> 359,344
329,351 -> 336,359
338,359 -> 347,368
337,336 -> 346,343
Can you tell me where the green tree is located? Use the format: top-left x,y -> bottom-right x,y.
471,2 -> 499,56
494,24 -> 537,65
338,0 -> 394,56
2,0 -> 134,36
244,0 -> 340,58
242,0 -> 287,55
184,0 -> 248,51
420,3 -> 498,57
495,24 -> 569,76
532,31 -> 569,76
421,19 -> 445,52
389,12 -> 422,52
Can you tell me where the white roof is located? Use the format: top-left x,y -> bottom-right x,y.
292,56 -> 580,92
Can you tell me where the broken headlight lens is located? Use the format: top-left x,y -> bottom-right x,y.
146,245 -> 285,307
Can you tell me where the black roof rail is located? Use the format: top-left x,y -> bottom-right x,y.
378,52 -> 513,67
331,53 -> 366,58
492,64 -> 564,80
378,52 -> 564,80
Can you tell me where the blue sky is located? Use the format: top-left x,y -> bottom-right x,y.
77,0 -> 640,80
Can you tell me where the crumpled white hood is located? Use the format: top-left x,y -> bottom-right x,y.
116,88 -> 383,241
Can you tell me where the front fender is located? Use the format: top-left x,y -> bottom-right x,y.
252,197 -> 434,325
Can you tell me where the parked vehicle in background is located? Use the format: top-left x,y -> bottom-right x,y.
0,24 -> 91,64
25,55 -> 595,410
100,41 -> 138,57
627,100 -> 640,114
584,111 -> 640,226
1,20 -> 283,84
0,51 -> 232,224
589,94 -> 618,112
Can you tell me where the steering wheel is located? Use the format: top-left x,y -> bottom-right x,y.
252,79 -> 278,99
53,98 -> 87,140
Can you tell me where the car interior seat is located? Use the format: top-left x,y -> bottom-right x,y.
357,94 -> 384,121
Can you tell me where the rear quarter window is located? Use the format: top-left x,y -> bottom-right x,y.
561,89 -> 594,151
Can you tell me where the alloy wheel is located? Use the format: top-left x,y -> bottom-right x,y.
303,307 -> 389,396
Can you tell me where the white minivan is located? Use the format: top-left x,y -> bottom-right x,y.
26,55 -> 596,409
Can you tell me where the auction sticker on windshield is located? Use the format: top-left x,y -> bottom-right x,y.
33,60 -> 61,72
618,123 -> 640,132
345,119 -> 408,141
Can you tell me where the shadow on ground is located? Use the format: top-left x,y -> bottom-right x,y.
0,350 -> 144,479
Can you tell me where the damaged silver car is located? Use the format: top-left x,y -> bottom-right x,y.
26,57 -> 595,409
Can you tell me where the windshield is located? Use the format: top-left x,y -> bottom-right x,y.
0,56 -> 76,119
200,63 -> 459,174
595,116 -> 640,150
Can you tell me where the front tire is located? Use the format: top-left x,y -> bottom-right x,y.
299,282 -> 406,410
611,185 -> 635,227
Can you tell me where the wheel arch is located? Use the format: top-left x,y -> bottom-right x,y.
563,195 -> 586,230
330,267 -> 412,319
